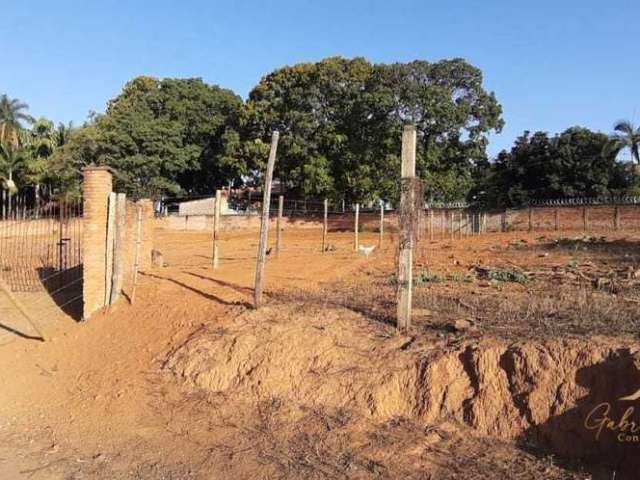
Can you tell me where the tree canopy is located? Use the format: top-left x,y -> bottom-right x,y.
247,57 -> 504,202
54,77 -> 245,198
4,57 -> 640,206
472,127 -> 640,208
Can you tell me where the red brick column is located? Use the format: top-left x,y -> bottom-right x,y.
82,166 -> 113,320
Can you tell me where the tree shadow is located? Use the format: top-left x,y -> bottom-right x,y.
141,272 -> 252,307
184,272 -> 255,296
518,349 -> 640,479
38,264 -> 83,321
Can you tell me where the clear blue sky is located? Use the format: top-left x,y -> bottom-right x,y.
2,0 -> 639,155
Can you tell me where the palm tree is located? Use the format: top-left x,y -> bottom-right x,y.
0,143 -> 22,194
0,94 -> 34,147
609,120 -> 640,165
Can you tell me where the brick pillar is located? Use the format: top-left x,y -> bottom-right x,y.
82,166 -> 113,320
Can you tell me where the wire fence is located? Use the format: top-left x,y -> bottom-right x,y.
0,200 -> 83,317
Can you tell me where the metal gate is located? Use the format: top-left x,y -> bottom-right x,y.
0,200 -> 83,311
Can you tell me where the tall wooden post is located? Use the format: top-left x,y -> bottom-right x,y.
254,131 -> 279,308
614,206 -> 620,231
583,206 -> 589,231
212,189 -> 221,268
322,198 -> 328,252
110,193 -> 126,305
104,192 -> 116,306
354,203 -> 360,251
378,200 -> 384,247
449,211 -> 453,241
429,209 -> 434,241
130,203 -> 143,305
528,208 -> 533,232
276,195 -> 283,257
554,207 -> 560,231
397,125 -> 416,331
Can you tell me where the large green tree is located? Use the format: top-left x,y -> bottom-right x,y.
53,77 -> 245,198
246,57 -> 504,202
473,127 -> 639,208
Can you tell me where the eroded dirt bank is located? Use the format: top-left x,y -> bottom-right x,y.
167,303 -> 640,476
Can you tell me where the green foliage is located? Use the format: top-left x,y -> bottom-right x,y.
607,120 -> 640,165
50,77 -> 244,198
479,267 -> 529,284
247,57 -> 503,202
0,94 -> 34,147
472,127 -> 640,208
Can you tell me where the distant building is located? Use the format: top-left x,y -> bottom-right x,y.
178,193 -> 229,216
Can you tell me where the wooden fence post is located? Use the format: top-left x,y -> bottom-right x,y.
212,189 -> 221,268
583,206 -> 589,231
554,207 -> 560,231
614,206 -> 620,231
254,131 -> 279,308
130,203 -> 143,305
110,193 -> 126,304
528,207 -> 533,232
449,211 -> 453,241
104,192 -> 116,306
397,125 -> 416,331
429,209 -> 434,241
354,203 -> 360,251
379,200 -> 384,247
322,198 -> 328,252
276,195 -> 283,257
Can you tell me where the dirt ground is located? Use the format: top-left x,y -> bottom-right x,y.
0,226 -> 638,479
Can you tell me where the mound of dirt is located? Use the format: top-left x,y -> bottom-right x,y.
165,304 -> 640,475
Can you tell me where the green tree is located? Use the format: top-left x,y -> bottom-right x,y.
53,77 -> 245,198
0,143 -> 27,190
100,77 -> 245,198
0,94 -> 34,147
246,57 -> 503,202
608,120 -> 640,165
473,127 -> 638,208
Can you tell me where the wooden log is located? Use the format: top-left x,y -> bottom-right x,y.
110,193 -> 126,304
397,125 -> 416,331
276,195 -> 283,257
254,131 -> 279,308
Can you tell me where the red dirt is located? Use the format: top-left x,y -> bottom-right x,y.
0,227 -> 638,479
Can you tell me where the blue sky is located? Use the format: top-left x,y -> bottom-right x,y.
2,0 -> 639,155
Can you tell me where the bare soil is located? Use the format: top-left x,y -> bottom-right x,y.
0,227 -> 638,479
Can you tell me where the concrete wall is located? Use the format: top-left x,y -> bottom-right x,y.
157,205 -> 640,235
177,193 -> 229,216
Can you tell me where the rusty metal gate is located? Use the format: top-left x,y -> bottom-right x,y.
0,200 -> 83,313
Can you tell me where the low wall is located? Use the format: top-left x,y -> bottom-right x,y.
157,212 -> 393,233
157,204 -> 640,235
